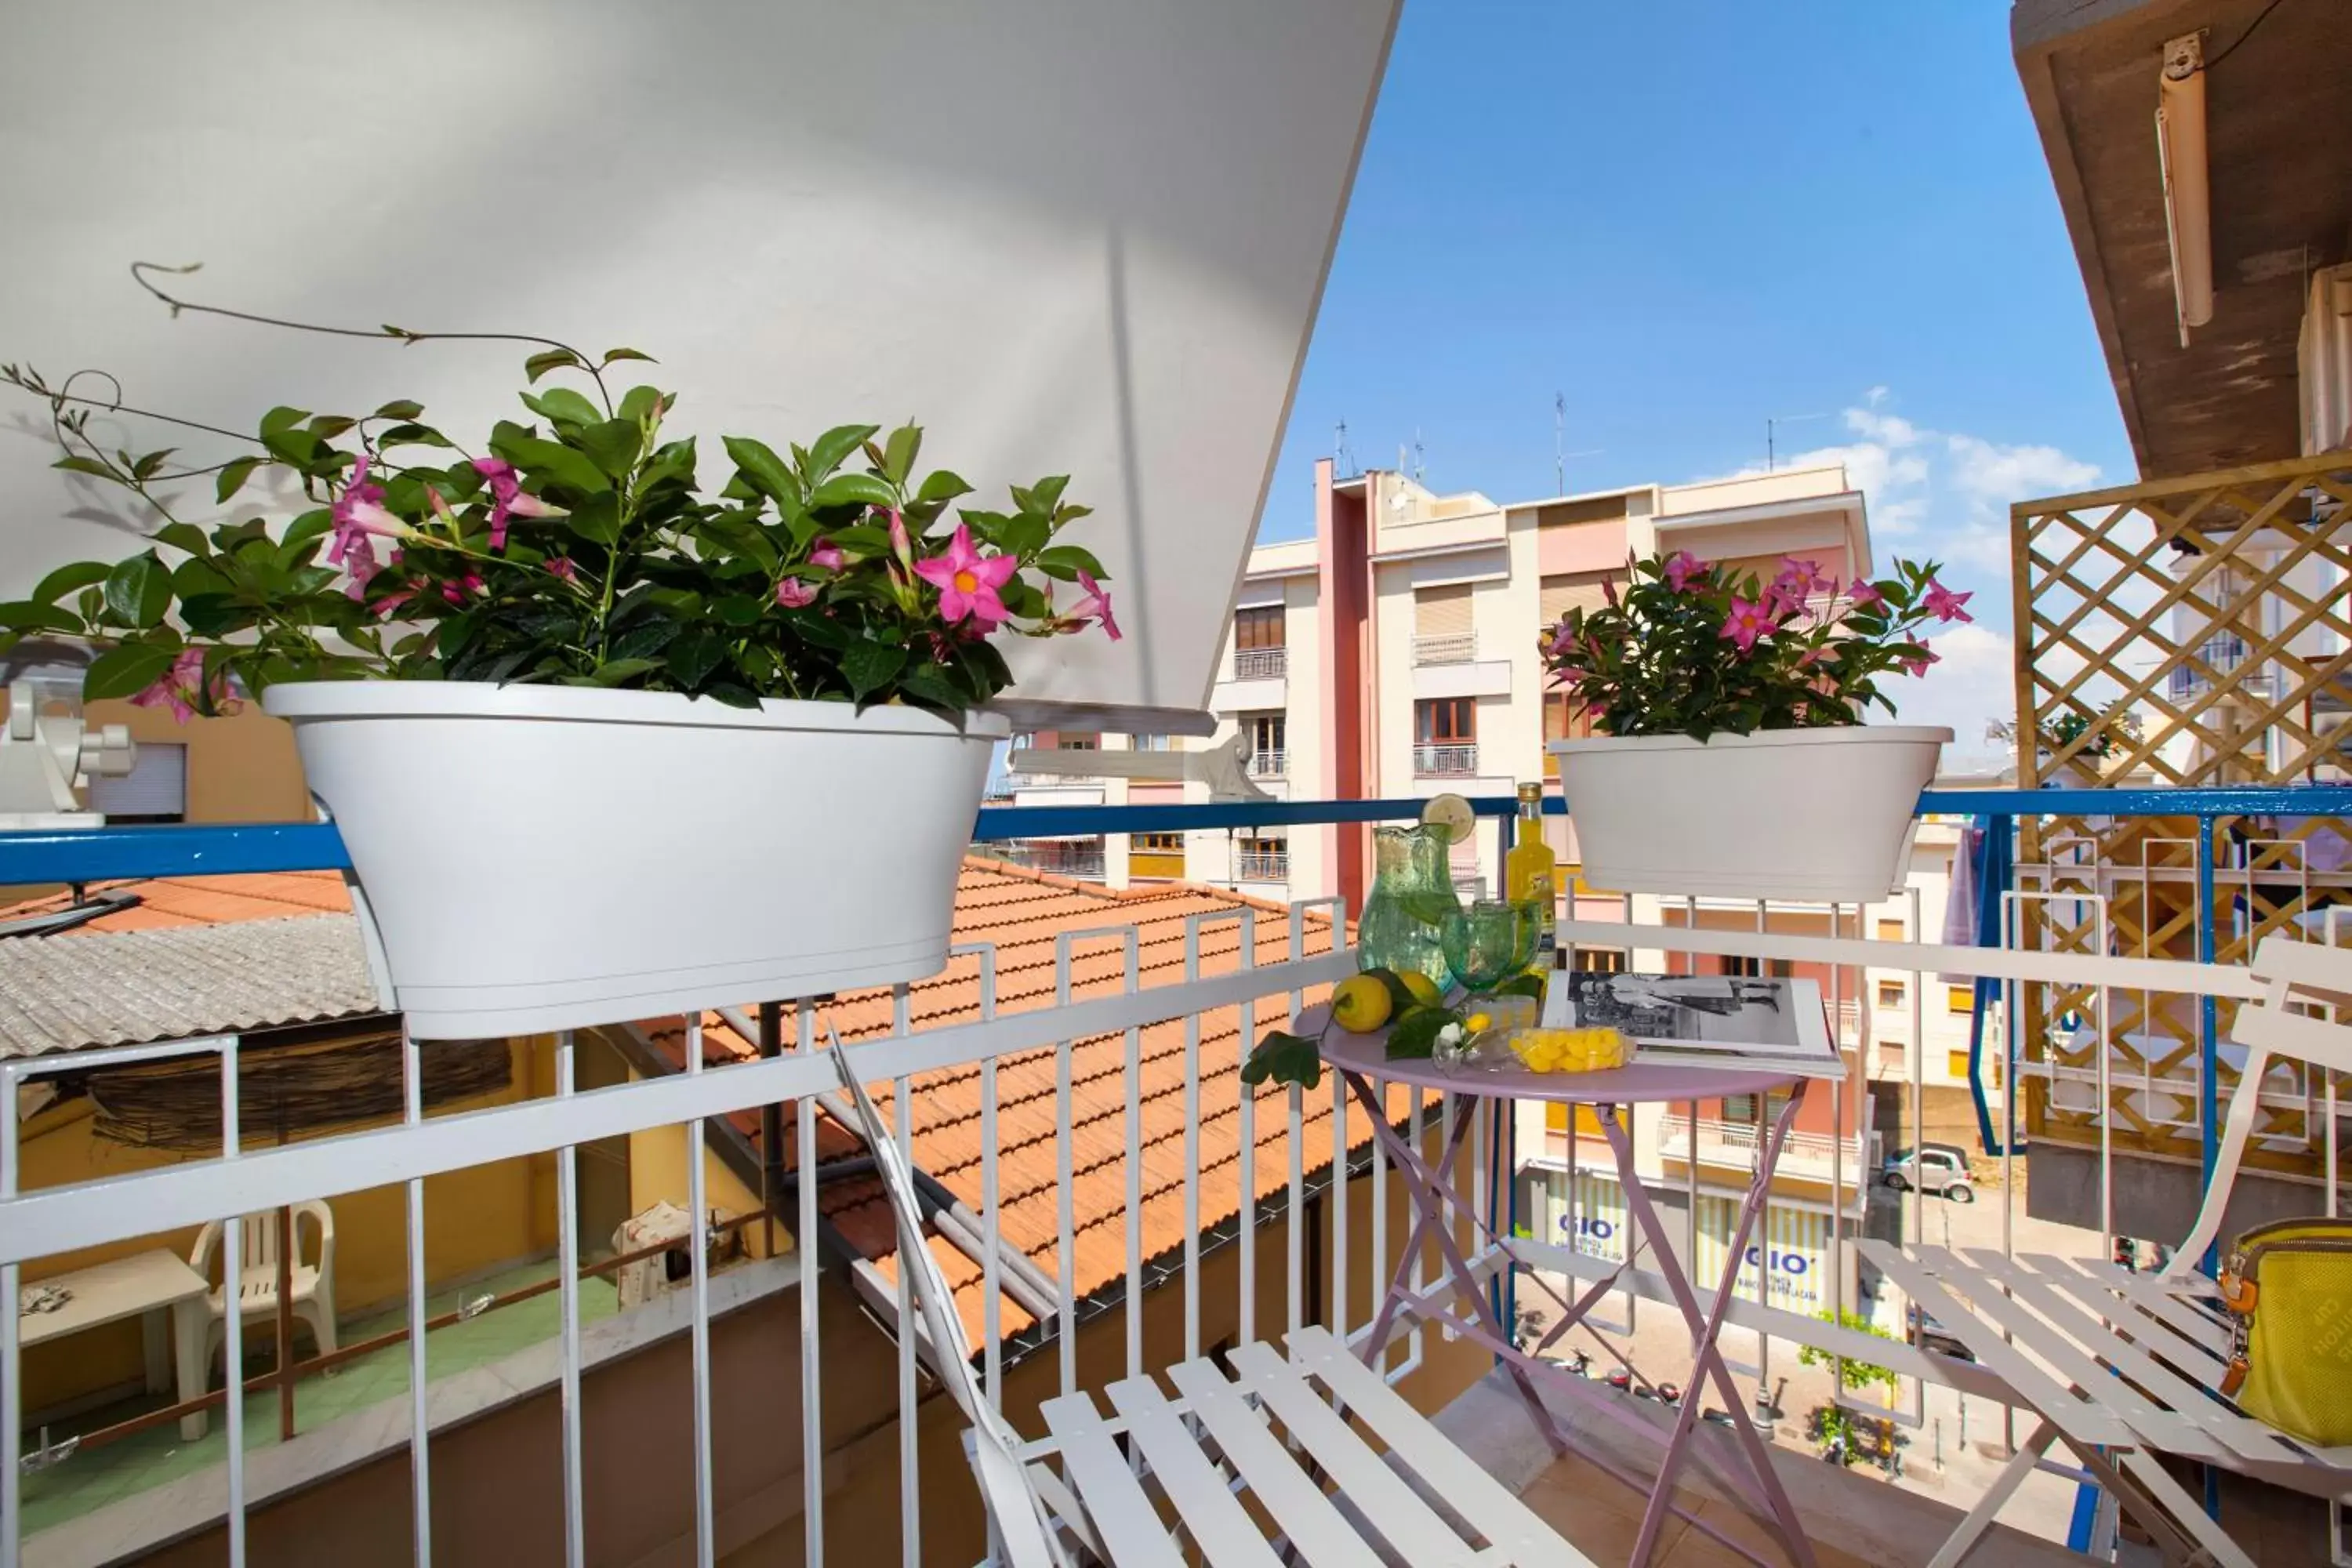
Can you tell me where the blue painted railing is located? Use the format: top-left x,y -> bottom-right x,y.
10,783 -> 2352,1212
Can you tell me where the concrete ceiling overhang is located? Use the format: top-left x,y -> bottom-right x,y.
2013,0 -> 2352,477
0,2 -> 1401,731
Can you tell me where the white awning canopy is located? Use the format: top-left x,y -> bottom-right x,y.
0,1 -> 1399,731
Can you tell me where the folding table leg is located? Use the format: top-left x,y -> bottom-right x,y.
1924,1421 -> 2054,1568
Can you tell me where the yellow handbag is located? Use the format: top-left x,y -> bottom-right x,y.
2217,1218 -> 2352,1446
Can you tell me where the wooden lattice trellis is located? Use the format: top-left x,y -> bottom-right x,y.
2014,452 -> 2352,1181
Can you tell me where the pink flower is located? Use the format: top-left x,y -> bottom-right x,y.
440,572 -> 487,606
775,577 -> 818,608
372,590 -> 413,620
912,523 -> 1018,630
129,648 -> 238,724
1072,568 -> 1120,641
809,538 -> 846,571
880,507 -> 913,568
1900,643 -> 1940,677
328,456 -> 407,590
1922,579 -> 1973,623
1601,575 -> 1618,608
1719,596 -> 1781,655
1796,645 -> 1831,669
546,557 -> 580,583
1846,581 -> 1884,609
472,457 -> 566,550
1663,550 -> 1709,591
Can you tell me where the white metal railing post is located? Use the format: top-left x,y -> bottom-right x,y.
962,945 -> 1004,1410
1181,908 -> 1254,1363
684,1017 -> 715,1568
401,1033 -> 430,1566
221,1037 -> 246,1567
557,1030 -> 585,1567
889,983 -> 920,1568
796,1000 -> 822,1568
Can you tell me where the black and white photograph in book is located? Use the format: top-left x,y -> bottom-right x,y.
1561,971 -> 1802,1048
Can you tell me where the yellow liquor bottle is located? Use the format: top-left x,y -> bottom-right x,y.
1504,782 -> 1558,968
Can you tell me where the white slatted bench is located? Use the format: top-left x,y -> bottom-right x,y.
1860,934 -> 2352,1568
828,1035 -> 1596,1567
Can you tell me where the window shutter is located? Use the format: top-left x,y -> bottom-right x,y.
1414,583 -> 1474,637
1540,572 -> 1615,624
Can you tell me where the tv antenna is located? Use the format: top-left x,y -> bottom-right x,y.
1412,430 -> 1425,483
1766,412 -> 1828,472
1554,392 -> 1601,494
1334,419 -> 1357,478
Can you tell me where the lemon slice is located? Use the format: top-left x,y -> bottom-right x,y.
1421,792 -> 1475,845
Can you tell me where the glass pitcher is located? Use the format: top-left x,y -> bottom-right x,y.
1358,825 -> 1460,988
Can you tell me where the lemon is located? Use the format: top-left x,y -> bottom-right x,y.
1330,975 -> 1393,1033
1397,971 -> 1443,1007
1465,1012 -> 1492,1033
1420,793 -> 1475,846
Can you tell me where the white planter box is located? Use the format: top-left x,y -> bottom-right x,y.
263,682 -> 1005,1039
1547,725 -> 1951,903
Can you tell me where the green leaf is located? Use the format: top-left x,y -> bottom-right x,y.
521,387 -> 603,429
0,600 -> 85,635
600,347 -> 656,366
178,593 -> 247,638
524,349 -> 586,384
722,437 -> 800,507
575,418 -> 643,481
1386,1008 -> 1457,1061
608,618 -> 681,663
1492,973 -> 1548,1001
587,657 -> 660,686
214,456 -> 264,504
261,426 -> 325,468
1030,474 -> 1070,514
374,423 -> 455,449
897,660 -> 962,710
31,561 -> 110,605
841,640 -> 908,702
711,594 -> 767,627
374,399 -> 425,420
566,491 -> 622,545
258,406 -> 311,437
665,628 -> 725,690
618,385 -> 665,426
880,425 -> 922,485
806,424 -> 881,485
103,554 -> 171,630
306,415 -> 356,440
499,434 -> 612,495
810,471 -> 898,511
82,640 -> 179,701
1036,544 -> 1107,581
52,455 -> 114,479
915,469 -> 972,504
1240,1029 -> 1323,1091
1360,967 -> 1421,1015
130,448 -> 177,481
278,509 -> 335,561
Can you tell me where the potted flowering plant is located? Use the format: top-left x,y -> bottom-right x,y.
0,267 -> 1118,1036
1541,550 -> 1961,901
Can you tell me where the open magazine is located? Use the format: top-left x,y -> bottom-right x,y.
1538,971 -> 1845,1081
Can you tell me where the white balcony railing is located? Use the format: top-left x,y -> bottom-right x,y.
1236,850 -> 1290,881
1247,748 -> 1287,779
1656,1112 -> 1868,1181
5,820 -> 2303,1564
1232,646 -> 1287,681
1412,631 -> 1476,666
1413,742 -> 1478,776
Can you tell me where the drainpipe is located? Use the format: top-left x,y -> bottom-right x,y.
758,1001 -> 782,1258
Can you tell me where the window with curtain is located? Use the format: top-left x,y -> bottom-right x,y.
1414,698 -> 1475,744
1247,713 -> 1286,755
1132,832 -> 1182,853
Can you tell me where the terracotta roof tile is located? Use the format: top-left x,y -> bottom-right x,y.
2,871 -> 353,932
632,857 -> 1378,1349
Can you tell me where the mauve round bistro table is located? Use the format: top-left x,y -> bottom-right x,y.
1312,1008 -> 1822,1568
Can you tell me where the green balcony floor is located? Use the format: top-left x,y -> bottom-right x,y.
20,1261 -> 621,1538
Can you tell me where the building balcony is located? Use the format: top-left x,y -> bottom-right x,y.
1232,646 -> 1287,681
1413,742 -> 1479,776
1247,747 -> 1287,779
4,778 -> 2335,1566
1236,849 -> 1289,881
1411,630 -> 1477,666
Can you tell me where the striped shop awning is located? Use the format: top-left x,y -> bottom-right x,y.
1540,1165 -> 1629,1266
1693,1196 -> 1839,1316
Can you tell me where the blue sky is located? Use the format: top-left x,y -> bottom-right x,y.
1264,1 -> 2131,743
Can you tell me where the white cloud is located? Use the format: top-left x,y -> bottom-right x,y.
1843,406 -> 1921,448
1885,621 -> 2016,742
1944,434 -> 2100,505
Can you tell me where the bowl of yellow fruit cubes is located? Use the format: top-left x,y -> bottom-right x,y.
1508,1025 -> 1629,1075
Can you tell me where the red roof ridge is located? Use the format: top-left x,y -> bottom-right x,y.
961,856 -> 1126,901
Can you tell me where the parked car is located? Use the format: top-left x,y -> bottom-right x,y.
1910,1304 -> 1976,1362
1882,1144 -> 1975,1203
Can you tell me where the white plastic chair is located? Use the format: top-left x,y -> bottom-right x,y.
191,1200 -> 339,1364
827,1033 -> 1593,1567
1859,933 -> 2352,1568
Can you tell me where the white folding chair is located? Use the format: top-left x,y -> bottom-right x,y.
827,1033 -> 1595,1567
1859,933 -> 2352,1568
